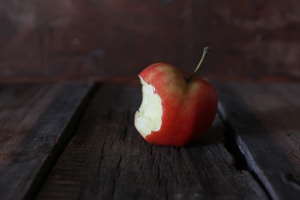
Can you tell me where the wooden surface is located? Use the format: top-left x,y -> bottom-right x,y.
0,81 -> 299,199
214,81 -> 300,200
0,0 -> 300,82
0,82 -> 94,200
36,84 -> 266,200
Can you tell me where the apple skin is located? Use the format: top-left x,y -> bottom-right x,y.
135,62 -> 218,146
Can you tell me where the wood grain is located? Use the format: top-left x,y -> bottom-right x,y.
0,0 -> 300,82
214,81 -> 300,200
36,84 -> 267,200
0,82 -> 94,200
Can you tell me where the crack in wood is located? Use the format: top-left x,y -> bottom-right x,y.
217,103 -> 274,200
281,173 -> 300,190
213,81 -> 300,200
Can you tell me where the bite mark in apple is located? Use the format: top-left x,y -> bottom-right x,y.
134,76 -> 163,137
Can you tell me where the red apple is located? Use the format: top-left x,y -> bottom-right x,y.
134,47 -> 218,146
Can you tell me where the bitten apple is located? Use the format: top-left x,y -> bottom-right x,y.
134,47 -> 218,146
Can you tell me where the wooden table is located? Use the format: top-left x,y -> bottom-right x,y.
0,81 -> 299,200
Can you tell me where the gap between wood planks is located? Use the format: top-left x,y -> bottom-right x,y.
26,84 -> 98,200
217,103 -> 273,200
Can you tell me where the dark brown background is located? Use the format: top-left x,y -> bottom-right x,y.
0,0 -> 299,82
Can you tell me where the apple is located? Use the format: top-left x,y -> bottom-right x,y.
134,47 -> 218,146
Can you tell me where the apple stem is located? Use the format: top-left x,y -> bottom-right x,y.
187,47 -> 210,82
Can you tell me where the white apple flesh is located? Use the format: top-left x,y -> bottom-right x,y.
134,76 -> 162,138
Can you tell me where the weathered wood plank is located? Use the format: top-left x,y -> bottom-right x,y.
0,82 -> 94,200
37,84 -> 267,200
214,81 -> 300,200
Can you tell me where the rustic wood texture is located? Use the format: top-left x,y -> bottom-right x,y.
0,82 -> 94,200
214,81 -> 300,200
36,84 -> 267,200
0,0 -> 300,82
